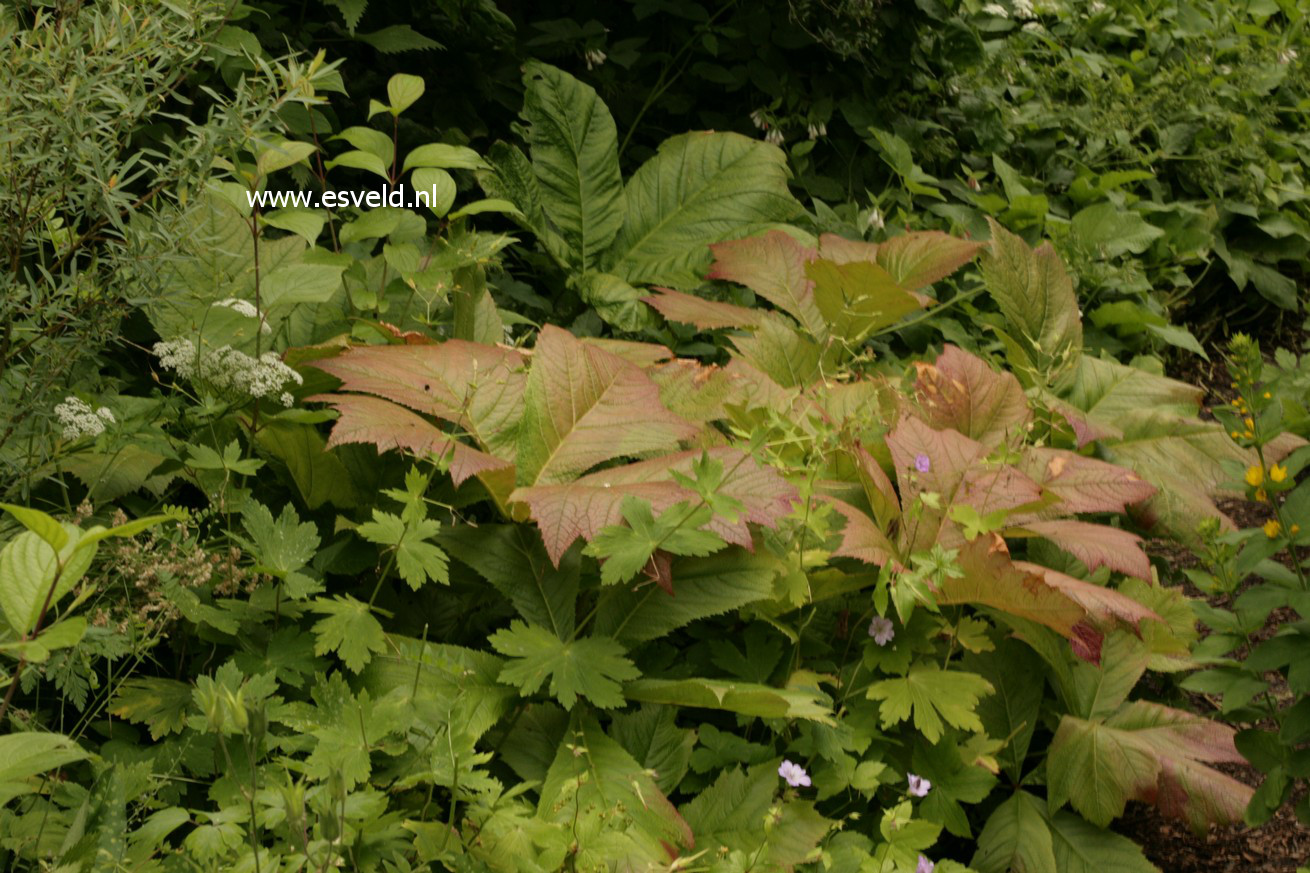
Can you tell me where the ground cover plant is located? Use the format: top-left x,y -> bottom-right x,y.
2,1 -> 1310,872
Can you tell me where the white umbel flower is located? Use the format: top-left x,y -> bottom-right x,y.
215,298 -> 271,334
55,397 -> 114,440
152,339 -> 302,405
1013,0 -> 1034,17
983,3 -> 1008,16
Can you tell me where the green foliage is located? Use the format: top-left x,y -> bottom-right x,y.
4,7 -> 1305,869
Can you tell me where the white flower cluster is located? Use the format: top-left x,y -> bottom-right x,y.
807,122 -> 827,140
152,338 -> 302,406
55,396 -> 115,440
1013,0 -> 1034,17
215,298 -> 271,334
1279,47 -> 1299,65
982,3 -> 1008,17
584,48 -> 606,70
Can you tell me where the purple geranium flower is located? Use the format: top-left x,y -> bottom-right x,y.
868,616 -> 895,646
916,855 -> 935,873
914,453 -> 932,473
778,759 -> 811,788
908,773 -> 932,797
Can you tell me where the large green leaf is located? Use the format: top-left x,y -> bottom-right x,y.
972,790 -> 1058,873
0,525 -> 95,635
609,705 -> 695,795
490,622 -> 638,709
1047,700 -> 1253,831
1070,203 -> 1165,258
625,675 -> 835,724
980,219 -> 1083,387
1099,412 -> 1251,537
360,636 -> 514,743
967,639 -> 1044,781
606,132 -> 801,289
0,732 -> 89,806
681,765 -> 833,868
972,791 -> 1160,873
865,665 -> 994,743
521,61 -> 624,270
439,524 -> 578,639
593,549 -> 779,644
807,258 -> 921,341
1047,808 -> 1160,873
539,713 -> 691,864
1066,356 -> 1201,421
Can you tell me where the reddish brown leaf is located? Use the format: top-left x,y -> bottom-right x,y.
375,321 -> 438,344
643,287 -> 764,330
642,550 -> 676,595
516,326 -> 700,486
1049,700 -> 1253,832
872,231 -> 984,290
309,394 -> 514,500
511,447 -> 796,565
1014,519 -> 1152,580
818,231 -> 981,294
939,535 -> 1094,656
1014,561 -> 1161,634
580,337 -> 674,367
915,345 -> 1029,445
820,495 -> 896,567
707,230 -> 825,335
309,340 -> 527,458
1020,448 -> 1157,515
649,358 -> 738,423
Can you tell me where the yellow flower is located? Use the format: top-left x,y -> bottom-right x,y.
1293,524 -> 1302,535
1264,392 -> 1272,399
1264,520 -> 1282,538
1244,417 -> 1255,430
1245,465 -> 1264,487
1256,489 -> 1268,503
1231,431 -> 1242,439
1245,430 -> 1255,439
1270,464 -> 1288,483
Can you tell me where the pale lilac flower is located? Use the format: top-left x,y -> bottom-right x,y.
914,453 -> 931,473
778,760 -> 811,788
908,773 -> 932,797
917,856 -> 934,873
868,616 -> 895,646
